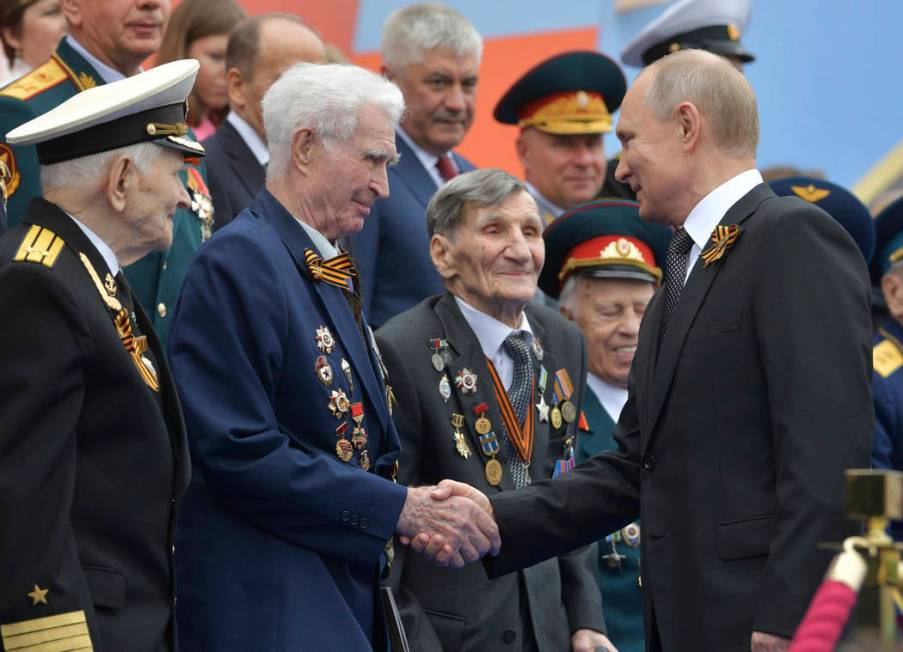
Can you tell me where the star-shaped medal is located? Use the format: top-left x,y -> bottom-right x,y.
455,368 -> 477,394
315,325 -> 336,355
28,584 -> 48,606
328,389 -> 350,419
536,394 -> 550,422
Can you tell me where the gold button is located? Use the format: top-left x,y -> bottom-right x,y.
157,303 -> 167,317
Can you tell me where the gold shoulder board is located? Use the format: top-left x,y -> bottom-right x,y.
874,339 -> 903,378
0,58 -> 68,101
13,224 -> 65,268
1,610 -> 93,651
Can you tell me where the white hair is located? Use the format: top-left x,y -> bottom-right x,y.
381,3 -> 482,70
262,62 -> 405,178
558,275 -> 583,315
40,142 -> 163,190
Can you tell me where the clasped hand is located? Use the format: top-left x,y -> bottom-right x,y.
395,480 -> 498,568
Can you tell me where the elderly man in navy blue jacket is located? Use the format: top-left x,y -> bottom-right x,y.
168,62 -> 499,651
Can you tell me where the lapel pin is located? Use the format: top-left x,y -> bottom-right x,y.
438,374 -> 451,401
315,356 -> 333,386
455,368 -> 478,394
315,325 -> 335,355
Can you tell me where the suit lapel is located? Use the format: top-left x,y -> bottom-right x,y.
256,191 -> 390,433
391,135 -> 439,207
637,289 -> 664,436
643,184 -> 773,450
435,294 -> 517,491
525,312 -> 553,477
222,120 -> 265,198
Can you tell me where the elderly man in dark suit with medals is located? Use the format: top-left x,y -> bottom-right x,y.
377,168 -> 615,652
416,50 -> 873,652
0,60 -> 200,652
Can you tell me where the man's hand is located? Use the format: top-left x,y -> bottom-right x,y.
402,479 -> 495,557
751,631 -> 790,652
395,485 -> 500,568
572,628 -> 618,652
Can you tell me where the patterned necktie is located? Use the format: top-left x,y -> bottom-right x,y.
659,226 -> 695,346
342,257 -> 367,344
501,332 -> 534,489
435,154 -> 458,182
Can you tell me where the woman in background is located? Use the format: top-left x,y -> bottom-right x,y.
0,0 -> 67,84
156,0 -> 245,141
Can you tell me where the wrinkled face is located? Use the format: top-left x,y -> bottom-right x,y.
124,148 -> 188,253
7,0 -> 67,68
63,0 -> 170,71
566,277 -> 654,387
438,191 -> 544,316
389,47 -> 478,156
234,19 -> 326,139
187,33 -> 229,113
302,104 -> 397,240
517,129 -> 606,210
614,73 -> 685,225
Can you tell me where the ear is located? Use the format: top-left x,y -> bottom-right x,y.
882,271 -> 903,321
60,0 -> 82,28
429,233 -> 457,280
675,101 -> 702,152
226,68 -> 245,109
515,131 -> 529,167
558,302 -> 574,321
1,26 -> 21,52
380,64 -> 392,80
290,128 -> 316,173
105,155 -> 133,214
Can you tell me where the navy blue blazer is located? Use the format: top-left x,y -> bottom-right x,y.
349,133 -> 475,328
168,189 -> 408,651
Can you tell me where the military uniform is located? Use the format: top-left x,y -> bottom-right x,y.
0,36 -> 212,346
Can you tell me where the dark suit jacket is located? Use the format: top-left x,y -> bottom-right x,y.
0,198 -> 189,651
485,183 -> 874,651
169,189 -> 408,651
202,118 -> 266,230
349,134 -> 476,328
377,293 -> 603,651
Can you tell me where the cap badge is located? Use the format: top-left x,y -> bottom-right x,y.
791,184 -> 831,203
600,237 -> 645,263
576,91 -> 589,109
727,23 -> 741,42
669,42 -> 681,53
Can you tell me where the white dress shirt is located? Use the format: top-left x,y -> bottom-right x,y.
226,111 -> 269,166
586,373 -> 628,423
454,296 -> 534,391
66,35 -> 131,83
682,169 -> 763,283
295,219 -> 339,259
396,127 -> 457,189
70,215 -> 120,275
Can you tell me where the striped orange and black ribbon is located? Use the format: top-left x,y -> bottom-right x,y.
701,224 -> 741,267
304,248 -> 356,290
486,360 -> 534,464
114,309 -> 159,392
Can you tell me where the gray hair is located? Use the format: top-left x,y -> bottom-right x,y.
644,49 -> 759,157
558,274 -> 583,314
262,62 -> 404,178
426,168 -> 526,238
40,142 -> 163,190
381,3 -> 483,71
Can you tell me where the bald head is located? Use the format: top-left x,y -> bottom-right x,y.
226,14 -> 326,139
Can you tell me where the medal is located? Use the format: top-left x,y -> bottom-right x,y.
341,358 -> 353,392
531,337 -> 544,361
315,356 -> 333,386
350,402 -> 367,448
550,406 -> 562,429
553,436 -> 576,478
479,431 -> 502,486
535,394 -> 549,422
315,325 -> 335,354
438,374 -> 451,401
455,368 -> 478,394
473,403 -> 491,435
328,389 -> 350,419
429,338 -> 448,372
359,449 -> 371,471
335,422 -> 353,462
560,400 -> 577,424
484,458 -> 503,486
622,522 -> 641,548
551,369 -> 574,428
450,413 -> 471,458
104,272 -> 117,297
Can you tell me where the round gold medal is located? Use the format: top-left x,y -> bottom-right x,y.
550,406 -> 562,429
475,416 -> 491,435
560,400 -> 577,424
336,439 -> 353,462
485,458 -> 503,486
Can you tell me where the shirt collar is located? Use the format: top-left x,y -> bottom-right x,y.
586,372 -> 628,422
397,126 -> 440,171
454,295 -> 533,359
525,181 -> 566,218
68,214 -> 120,275
227,111 -> 269,166
683,169 -> 762,249
295,218 -> 339,258
65,35 -> 134,84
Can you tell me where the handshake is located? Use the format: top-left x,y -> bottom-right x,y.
395,480 -> 499,568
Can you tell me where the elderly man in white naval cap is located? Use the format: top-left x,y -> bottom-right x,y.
0,60 -> 201,651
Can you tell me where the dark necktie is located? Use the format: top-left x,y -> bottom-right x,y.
435,154 -> 457,182
501,332 -> 534,489
342,257 -> 367,345
659,226 -> 695,346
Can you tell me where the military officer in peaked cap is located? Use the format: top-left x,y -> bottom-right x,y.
495,50 -> 626,225
0,0 -> 213,347
0,60 -> 201,651
603,0 -> 756,199
542,199 -> 669,652
868,197 -> 903,539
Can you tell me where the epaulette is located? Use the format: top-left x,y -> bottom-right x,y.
874,338 -> 903,378
0,58 -> 69,101
13,224 -> 65,268
1,610 -> 92,651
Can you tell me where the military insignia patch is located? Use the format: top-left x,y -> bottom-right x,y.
874,339 -> 903,378
77,72 -> 97,90
0,57 -> 67,100
791,184 -> 830,203
13,225 -> 63,267
0,144 -> 21,198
